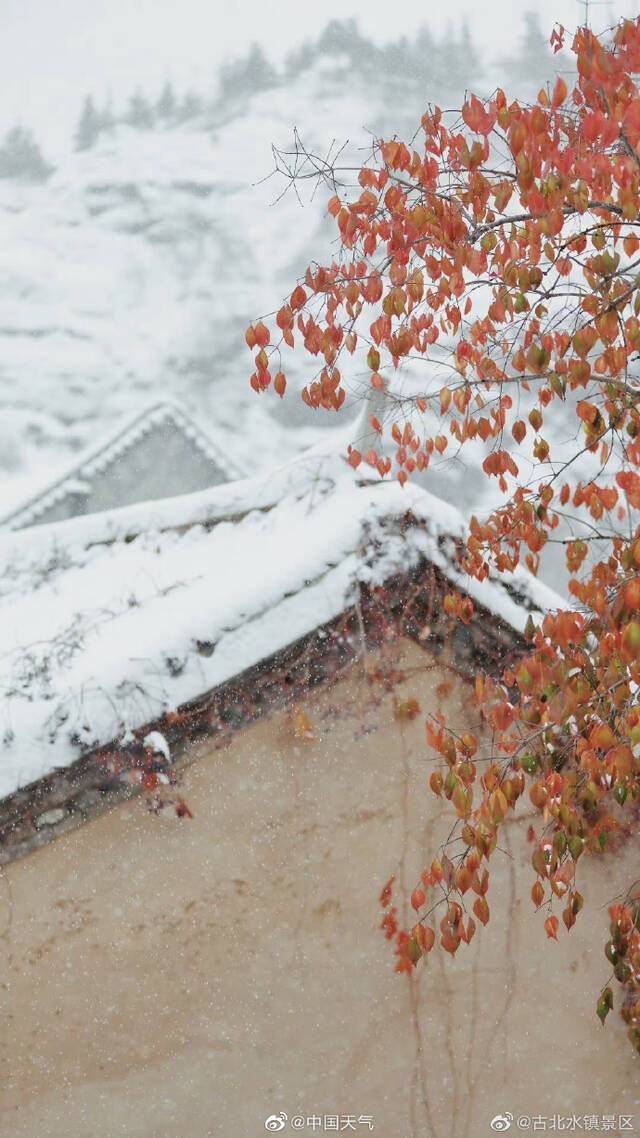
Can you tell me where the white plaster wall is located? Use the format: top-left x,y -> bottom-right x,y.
0,640 -> 637,1138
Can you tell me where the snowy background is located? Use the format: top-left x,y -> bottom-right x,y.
0,1 -> 633,519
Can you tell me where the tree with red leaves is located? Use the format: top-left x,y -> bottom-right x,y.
247,20 -> 640,1049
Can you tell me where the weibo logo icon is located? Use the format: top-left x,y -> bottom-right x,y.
265,1113 -> 288,1132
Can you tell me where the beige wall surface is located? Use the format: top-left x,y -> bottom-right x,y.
0,640 -> 638,1138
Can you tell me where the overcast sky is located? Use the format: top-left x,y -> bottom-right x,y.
1,0 -> 636,153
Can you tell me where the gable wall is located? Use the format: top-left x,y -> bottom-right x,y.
7,418 -> 229,530
84,425 -> 227,514
0,638 -> 637,1138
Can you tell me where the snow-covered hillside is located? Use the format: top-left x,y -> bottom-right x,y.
0,56 -> 434,514
0,17 -> 570,522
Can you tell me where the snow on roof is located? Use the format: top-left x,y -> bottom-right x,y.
0,444 -> 563,801
1,399 -> 241,530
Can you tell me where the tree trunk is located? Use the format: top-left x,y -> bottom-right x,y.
353,383 -> 387,459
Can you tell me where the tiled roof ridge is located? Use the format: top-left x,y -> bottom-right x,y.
0,557 -> 524,866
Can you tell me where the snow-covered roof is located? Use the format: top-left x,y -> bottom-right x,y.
0,444 -> 562,802
1,399 -> 240,530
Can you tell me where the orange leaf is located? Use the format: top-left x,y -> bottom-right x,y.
290,285 -> 307,311
395,697 -> 421,721
551,76 -> 568,108
254,322 -> 270,348
460,916 -> 476,944
292,707 -> 314,740
544,915 -> 559,940
379,876 -> 395,908
462,95 -> 497,136
473,896 -> 490,926
531,880 -> 545,907
414,924 -> 435,953
512,420 -> 526,445
617,471 -> 640,508
411,887 -> 426,912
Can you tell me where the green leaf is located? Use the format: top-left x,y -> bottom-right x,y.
614,782 -> 628,806
605,940 -> 619,965
406,937 -> 422,965
553,830 -> 567,858
596,987 -> 613,1026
